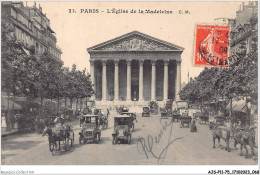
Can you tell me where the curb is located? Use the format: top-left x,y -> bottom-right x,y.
1,130 -> 19,138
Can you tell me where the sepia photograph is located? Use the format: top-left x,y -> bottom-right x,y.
1,0 -> 259,174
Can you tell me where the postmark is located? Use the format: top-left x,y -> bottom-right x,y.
194,24 -> 230,67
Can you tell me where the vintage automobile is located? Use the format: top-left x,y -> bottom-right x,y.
79,115 -> 101,144
122,112 -> 137,131
142,107 -> 150,117
179,110 -> 192,128
180,116 -> 192,128
160,107 -> 168,119
172,109 -> 181,122
112,115 -> 132,144
199,114 -> 209,125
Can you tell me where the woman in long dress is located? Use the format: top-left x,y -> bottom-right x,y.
2,114 -> 7,128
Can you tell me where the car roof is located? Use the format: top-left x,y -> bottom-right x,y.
114,115 -> 130,118
122,112 -> 134,114
82,115 -> 98,117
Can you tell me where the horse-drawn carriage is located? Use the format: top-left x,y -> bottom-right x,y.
42,124 -> 74,155
142,107 -> 150,117
79,115 -> 101,144
112,115 -> 132,144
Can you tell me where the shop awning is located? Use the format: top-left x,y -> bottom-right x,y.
226,99 -> 247,112
1,96 -> 22,110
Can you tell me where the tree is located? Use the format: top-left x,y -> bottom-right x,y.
1,13 -> 27,130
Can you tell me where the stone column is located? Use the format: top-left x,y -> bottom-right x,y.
102,60 -> 107,101
114,60 -> 119,101
90,60 -> 95,100
126,60 -> 131,101
151,60 -> 156,101
163,60 -> 169,101
139,60 -> 144,101
175,60 -> 181,101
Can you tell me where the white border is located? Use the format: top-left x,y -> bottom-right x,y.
1,0 -> 259,174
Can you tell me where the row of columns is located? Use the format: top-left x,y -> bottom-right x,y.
90,59 -> 181,101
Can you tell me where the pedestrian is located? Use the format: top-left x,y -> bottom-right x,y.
107,108 -> 110,118
1,113 -> 6,128
190,119 -> 197,132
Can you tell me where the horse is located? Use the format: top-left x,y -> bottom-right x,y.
209,122 -> 231,152
42,124 -> 72,153
231,124 -> 255,158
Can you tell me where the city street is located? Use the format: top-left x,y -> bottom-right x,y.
1,113 -> 258,165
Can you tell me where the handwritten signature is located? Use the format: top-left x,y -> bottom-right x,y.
137,118 -> 183,165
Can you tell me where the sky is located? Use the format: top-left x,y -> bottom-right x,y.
29,1 -> 242,84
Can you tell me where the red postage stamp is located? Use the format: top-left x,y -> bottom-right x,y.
194,24 -> 230,67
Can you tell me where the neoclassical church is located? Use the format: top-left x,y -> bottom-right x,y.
87,31 -> 184,108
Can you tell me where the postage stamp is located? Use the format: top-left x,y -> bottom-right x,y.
194,24 -> 230,67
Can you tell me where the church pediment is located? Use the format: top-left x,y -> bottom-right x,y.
88,31 -> 184,52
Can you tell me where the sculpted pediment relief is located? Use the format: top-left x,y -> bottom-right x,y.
88,31 -> 184,52
98,36 -> 172,51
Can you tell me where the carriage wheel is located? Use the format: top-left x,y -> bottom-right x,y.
71,133 -> 74,147
97,133 -> 101,142
65,138 -> 70,151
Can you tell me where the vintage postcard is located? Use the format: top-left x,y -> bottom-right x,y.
1,1 -> 259,174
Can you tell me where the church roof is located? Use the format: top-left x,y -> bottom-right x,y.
87,31 -> 184,53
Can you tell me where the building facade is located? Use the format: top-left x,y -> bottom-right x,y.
229,1 -> 258,55
87,31 -> 184,108
2,1 -> 62,59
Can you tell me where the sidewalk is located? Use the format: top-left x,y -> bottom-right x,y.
1,127 -> 19,138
